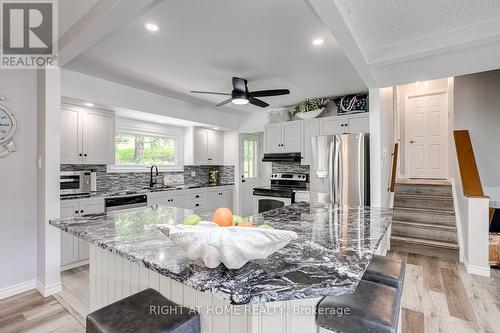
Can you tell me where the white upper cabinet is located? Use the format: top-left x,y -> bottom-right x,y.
282,121 -> 302,153
264,123 -> 282,153
320,114 -> 369,135
208,129 -> 223,165
81,109 -> 115,165
301,119 -> 320,165
186,127 -> 224,165
264,120 -> 302,154
61,108 -> 82,164
61,106 -> 115,165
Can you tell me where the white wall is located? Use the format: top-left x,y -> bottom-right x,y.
369,87 -> 394,208
0,70 -> 38,296
454,69 -> 500,201
62,69 -> 244,130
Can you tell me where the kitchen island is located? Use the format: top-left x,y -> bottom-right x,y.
50,202 -> 392,333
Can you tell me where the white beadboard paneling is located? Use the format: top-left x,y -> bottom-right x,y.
89,244 -> 323,332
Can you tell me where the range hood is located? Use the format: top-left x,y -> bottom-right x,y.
262,152 -> 301,162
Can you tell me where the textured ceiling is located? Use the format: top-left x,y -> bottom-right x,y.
58,0 -> 100,37
65,0 -> 367,112
335,0 -> 500,52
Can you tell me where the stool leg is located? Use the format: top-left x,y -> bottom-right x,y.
397,303 -> 403,333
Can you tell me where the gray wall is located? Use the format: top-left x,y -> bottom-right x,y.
0,70 -> 37,290
454,69 -> 500,191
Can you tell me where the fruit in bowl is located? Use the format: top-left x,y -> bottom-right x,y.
213,207 -> 233,227
182,214 -> 201,225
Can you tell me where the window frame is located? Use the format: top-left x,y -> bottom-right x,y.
242,134 -> 260,179
107,118 -> 185,173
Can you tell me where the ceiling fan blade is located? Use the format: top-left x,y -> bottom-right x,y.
215,98 -> 232,107
232,77 -> 248,92
190,91 -> 230,96
250,89 -> 290,97
249,97 -> 269,108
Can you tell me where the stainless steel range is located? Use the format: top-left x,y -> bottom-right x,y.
253,173 -> 308,214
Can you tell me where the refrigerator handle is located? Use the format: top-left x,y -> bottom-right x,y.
328,139 -> 335,203
336,136 -> 342,205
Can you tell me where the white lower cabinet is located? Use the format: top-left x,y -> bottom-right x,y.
60,198 -> 104,271
206,187 -> 233,211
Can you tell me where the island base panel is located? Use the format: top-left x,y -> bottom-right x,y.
89,244 -> 323,333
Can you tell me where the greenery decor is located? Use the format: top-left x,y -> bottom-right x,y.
294,98 -> 330,115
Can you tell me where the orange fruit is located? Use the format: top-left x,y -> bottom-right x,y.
213,208 -> 233,227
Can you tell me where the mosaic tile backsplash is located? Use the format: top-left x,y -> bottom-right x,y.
272,162 -> 310,175
60,164 -> 235,194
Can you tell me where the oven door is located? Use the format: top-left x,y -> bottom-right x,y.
253,195 -> 291,214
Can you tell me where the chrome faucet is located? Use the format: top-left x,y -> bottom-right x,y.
150,165 -> 159,188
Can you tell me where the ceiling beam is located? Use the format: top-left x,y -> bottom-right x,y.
58,0 -> 159,67
305,0 -> 379,88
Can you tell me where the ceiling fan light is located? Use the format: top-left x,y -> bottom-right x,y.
232,97 -> 249,105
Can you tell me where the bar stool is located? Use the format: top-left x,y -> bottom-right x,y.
317,280 -> 402,333
86,288 -> 200,333
362,255 -> 406,289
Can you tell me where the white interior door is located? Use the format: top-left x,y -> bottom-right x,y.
406,92 -> 448,178
239,133 -> 262,217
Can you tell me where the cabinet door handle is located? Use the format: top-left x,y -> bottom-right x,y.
195,204 -> 200,207
80,210 -> 84,213
74,211 -> 79,214
195,195 -> 200,198
84,154 -> 88,157
79,153 -> 83,157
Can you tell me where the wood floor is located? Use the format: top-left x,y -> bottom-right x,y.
1,257 -> 499,333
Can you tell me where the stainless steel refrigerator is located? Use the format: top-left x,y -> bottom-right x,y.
310,133 -> 370,206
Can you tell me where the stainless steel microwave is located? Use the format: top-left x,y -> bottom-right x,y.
60,171 -> 91,195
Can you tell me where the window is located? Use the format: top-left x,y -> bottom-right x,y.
108,117 -> 184,173
243,135 -> 259,179
115,133 -> 176,166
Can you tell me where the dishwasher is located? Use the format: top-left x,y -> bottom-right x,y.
105,195 -> 148,212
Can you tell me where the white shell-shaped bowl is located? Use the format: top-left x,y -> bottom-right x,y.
155,222 -> 298,269
295,108 -> 324,120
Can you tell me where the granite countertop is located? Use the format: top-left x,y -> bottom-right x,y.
49,202 -> 392,304
60,183 -> 235,201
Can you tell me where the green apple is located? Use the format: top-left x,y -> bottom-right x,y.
258,224 -> 274,229
232,215 -> 246,226
182,214 -> 201,225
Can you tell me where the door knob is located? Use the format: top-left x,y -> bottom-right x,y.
409,140 -> 415,144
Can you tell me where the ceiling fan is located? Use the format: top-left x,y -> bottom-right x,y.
190,77 -> 290,108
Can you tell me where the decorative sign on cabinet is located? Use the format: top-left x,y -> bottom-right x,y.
61,106 -> 115,165
264,114 -> 369,164
185,127 -> 224,165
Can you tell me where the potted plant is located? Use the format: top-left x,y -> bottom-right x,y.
294,98 -> 330,119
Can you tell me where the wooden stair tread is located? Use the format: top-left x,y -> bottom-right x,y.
391,235 -> 459,249
396,179 -> 451,186
392,220 -> 457,230
394,193 -> 453,200
394,206 -> 455,215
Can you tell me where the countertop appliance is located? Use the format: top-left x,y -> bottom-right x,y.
60,171 -> 91,196
310,133 -> 369,206
105,195 -> 148,212
253,173 -> 308,213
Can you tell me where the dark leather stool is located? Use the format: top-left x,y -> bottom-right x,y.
86,288 -> 200,333
317,280 -> 402,333
362,255 -> 406,289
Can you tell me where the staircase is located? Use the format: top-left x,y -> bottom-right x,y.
391,179 -> 459,260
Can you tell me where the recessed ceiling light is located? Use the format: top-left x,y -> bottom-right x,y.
84,102 -> 94,107
145,23 -> 159,32
312,38 -> 324,46
213,127 -> 219,130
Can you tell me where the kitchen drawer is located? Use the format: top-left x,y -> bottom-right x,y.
186,191 -> 207,201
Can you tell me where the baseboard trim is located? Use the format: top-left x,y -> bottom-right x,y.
36,280 -> 62,297
464,258 -> 491,277
61,259 -> 89,272
0,279 -> 36,300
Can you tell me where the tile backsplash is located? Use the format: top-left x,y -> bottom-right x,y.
272,162 -> 310,174
60,164 -> 235,194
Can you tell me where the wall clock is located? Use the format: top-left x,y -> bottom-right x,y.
0,100 -> 17,158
